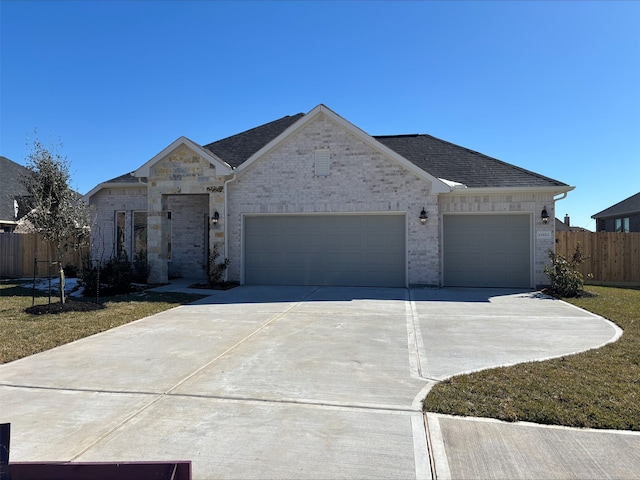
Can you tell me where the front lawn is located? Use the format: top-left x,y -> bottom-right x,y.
0,280 -> 205,364
424,285 -> 640,431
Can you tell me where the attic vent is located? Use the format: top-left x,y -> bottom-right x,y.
314,149 -> 330,176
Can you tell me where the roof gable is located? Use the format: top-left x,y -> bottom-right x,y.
592,192 -> 640,219
135,136 -> 233,178
201,106 -> 569,192
83,172 -> 147,201
233,104 -> 451,193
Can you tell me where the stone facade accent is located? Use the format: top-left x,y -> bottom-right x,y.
226,113 -> 439,286
146,144 -> 226,283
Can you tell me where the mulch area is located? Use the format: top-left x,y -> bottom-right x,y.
188,282 -> 239,291
26,299 -> 105,315
540,288 -> 597,299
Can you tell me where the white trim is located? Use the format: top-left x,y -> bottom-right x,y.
235,104 -> 452,194
442,185 -> 575,196
135,136 -> 233,177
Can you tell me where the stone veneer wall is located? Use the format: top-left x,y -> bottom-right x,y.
226,113 -> 439,286
439,192 -> 557,287
146,144 -> 226,283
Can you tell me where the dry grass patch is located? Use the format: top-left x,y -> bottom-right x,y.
0,280 -> 205,364
424,286 -> 640,431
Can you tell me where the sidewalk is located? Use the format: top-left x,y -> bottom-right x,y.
428,413 -> 640,480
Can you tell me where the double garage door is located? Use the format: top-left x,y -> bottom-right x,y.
443,214 -> 532,288
244,215 -> 405,287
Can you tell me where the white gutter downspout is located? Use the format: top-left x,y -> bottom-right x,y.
223,172 -> 237,282
554,192 -> 569,202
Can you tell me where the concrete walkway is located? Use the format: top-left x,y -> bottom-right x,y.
1,284 -> 636,479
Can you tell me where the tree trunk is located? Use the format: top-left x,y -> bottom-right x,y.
58,267 -> 66,304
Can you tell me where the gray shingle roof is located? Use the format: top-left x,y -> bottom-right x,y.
592,192 -> 640,218
103,172 -> 147,184
204,114 -> 305,168
374,134 -> 568,188
100,112 -> 568,190
0,156 -> 31,221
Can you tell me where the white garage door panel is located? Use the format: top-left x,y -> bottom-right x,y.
244,215 -> 405,287
444,214 -> 531,288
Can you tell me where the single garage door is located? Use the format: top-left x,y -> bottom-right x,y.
244,214 -> 405,287
443,214 -> 531,288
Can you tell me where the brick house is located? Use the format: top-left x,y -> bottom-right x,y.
592,192 -> 640,233
84,105 -> 573,288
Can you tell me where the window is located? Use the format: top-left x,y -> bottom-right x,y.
314,149 -> 330,176
115,211 -> 126,256
133,211 -> 147,259
615,217 -> 630,233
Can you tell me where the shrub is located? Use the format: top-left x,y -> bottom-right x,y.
545,245 -> 589,297
132,250 -> 151,284
207,243 -> 230,286
63,263 -> 78,278
80,253 -> 132,297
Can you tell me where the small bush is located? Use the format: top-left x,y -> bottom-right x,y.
81,253 -> 132,297
132,250 -> 150,284
63,263 -> 78,278
545,245 -> 589,297
207,243 -> 229,286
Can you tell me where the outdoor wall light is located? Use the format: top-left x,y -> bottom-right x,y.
419,208 -> 428,225
541,207 -> 549,224
211,210 -> 220,225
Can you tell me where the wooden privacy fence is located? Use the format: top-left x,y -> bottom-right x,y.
0,233 -> 83,278
555,231 -> 640,285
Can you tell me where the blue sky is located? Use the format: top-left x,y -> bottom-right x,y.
1,1 -> 639,230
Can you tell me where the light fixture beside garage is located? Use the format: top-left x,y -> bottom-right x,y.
419,207 -> 428,224
211,210 -> 220,225
541,207 -> 549,224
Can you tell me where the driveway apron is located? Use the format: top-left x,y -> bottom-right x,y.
0,286 -> 625,479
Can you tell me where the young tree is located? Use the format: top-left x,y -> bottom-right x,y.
21,136 -> 91,304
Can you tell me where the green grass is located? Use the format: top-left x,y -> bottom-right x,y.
424,286 -> 640,431
0,279 -> 205,364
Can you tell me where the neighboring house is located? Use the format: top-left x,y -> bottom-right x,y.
0,156 -> 31,232
84,104 -> 573,288
592,192 -> 640,233
555,215 -> 590,232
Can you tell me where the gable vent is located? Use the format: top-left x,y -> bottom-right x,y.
314,149 -> 330,176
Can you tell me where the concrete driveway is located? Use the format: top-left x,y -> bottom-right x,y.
1,285 -> 634,479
